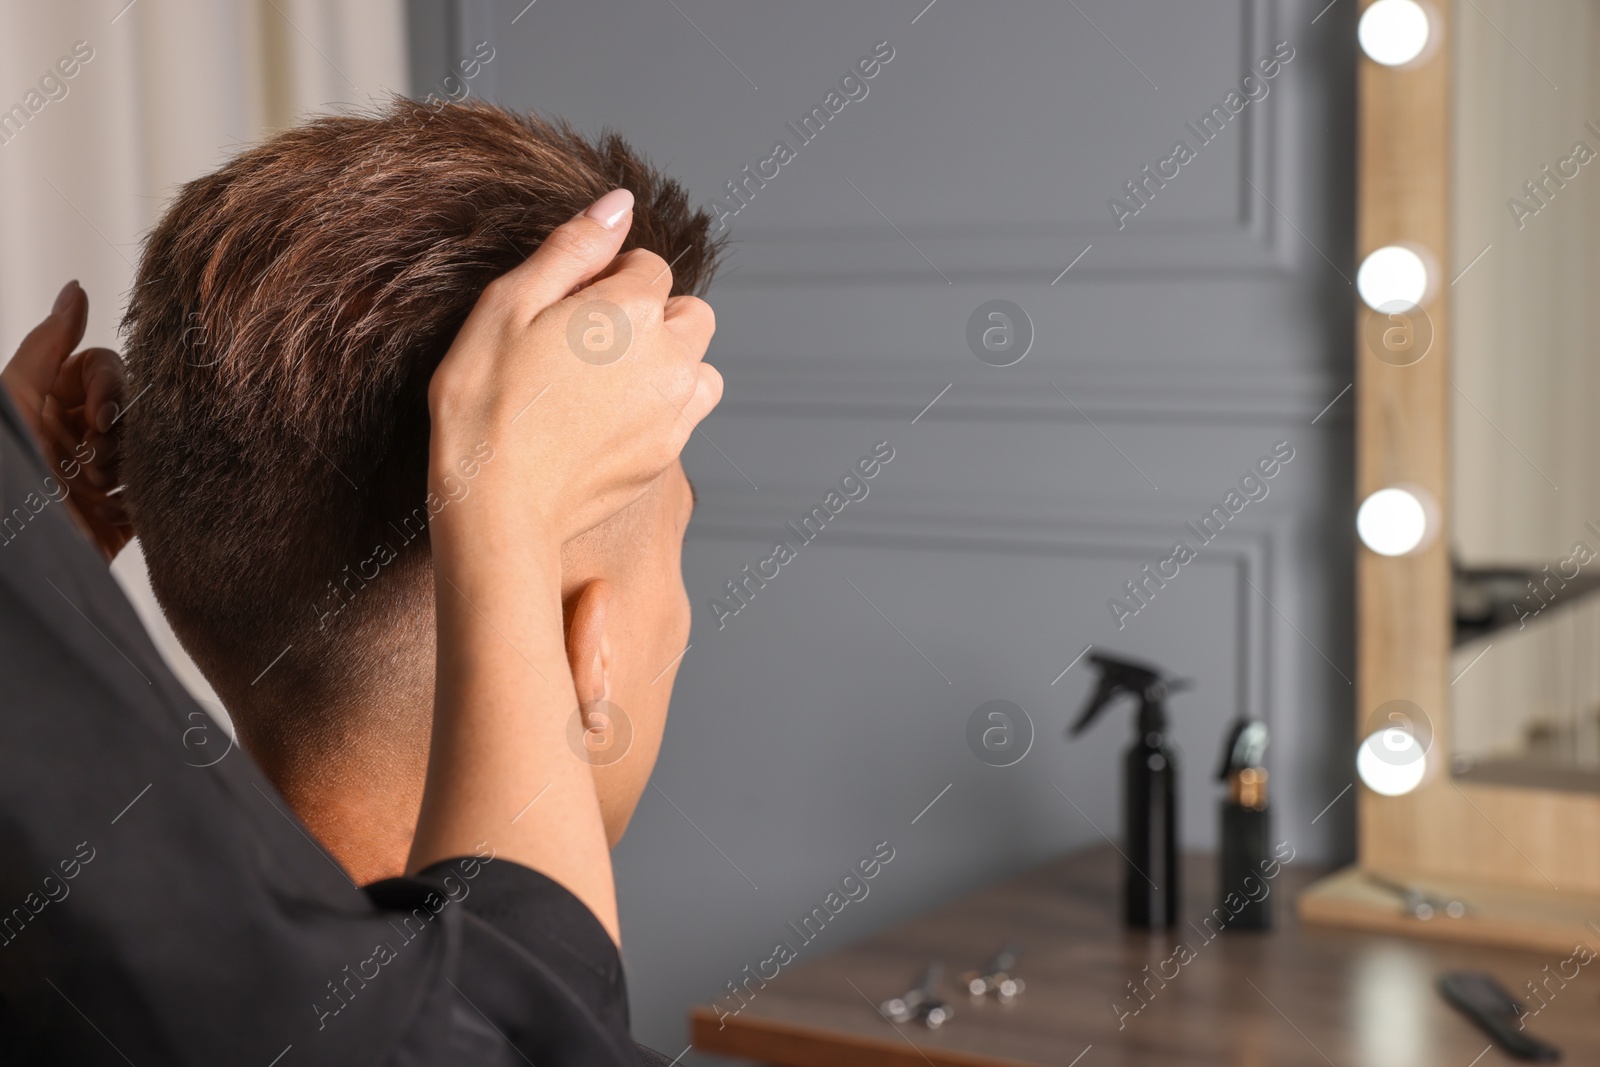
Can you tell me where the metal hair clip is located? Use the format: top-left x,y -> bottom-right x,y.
964,945 -> 1026,1002
878,963 -> 953,1029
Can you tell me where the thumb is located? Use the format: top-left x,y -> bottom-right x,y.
492,189 -> 635,316
7,282 -> 88,393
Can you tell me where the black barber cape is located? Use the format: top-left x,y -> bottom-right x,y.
0,393 -> 668,1066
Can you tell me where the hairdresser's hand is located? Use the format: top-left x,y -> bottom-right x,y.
427,188 -> 721,549
1,281 -> 131,560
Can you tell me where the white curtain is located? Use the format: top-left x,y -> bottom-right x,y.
0,0 -> 408,705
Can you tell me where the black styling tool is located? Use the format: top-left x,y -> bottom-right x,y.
1438,971 -> 1560,1062
1069,652 -> 1190,928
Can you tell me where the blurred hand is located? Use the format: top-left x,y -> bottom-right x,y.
1,282 -> 131,560
427,188 -> 721,553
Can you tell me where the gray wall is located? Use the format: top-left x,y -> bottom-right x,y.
411,1 -> 1358,1057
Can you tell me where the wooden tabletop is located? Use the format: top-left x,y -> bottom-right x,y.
691,846 -> 1600,1066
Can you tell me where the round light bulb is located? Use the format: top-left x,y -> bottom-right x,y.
1357,487 -> 1429,556
1357,726 -> 1428,795
1357,246 -> 1429,312
1359,0 -> 1431,67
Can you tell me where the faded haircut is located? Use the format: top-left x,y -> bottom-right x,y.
121,98 -> 722,714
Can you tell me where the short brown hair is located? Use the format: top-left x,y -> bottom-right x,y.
121,99 -> 722,712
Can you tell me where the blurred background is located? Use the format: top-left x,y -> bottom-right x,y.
0,0 -> 1358,1056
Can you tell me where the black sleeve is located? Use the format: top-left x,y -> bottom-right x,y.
0,393 -> 642,1066
410,863 -> 675,1065
399,859 -> 677,1067
371,861 -> 643,1065
405,858 -> 630,1028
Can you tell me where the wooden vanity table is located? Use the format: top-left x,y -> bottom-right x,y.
690,846 -> 1600,1066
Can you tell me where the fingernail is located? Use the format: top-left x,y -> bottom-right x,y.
53,281 -> 79,316
584,189 -> 634,229
96,403 -> 117,433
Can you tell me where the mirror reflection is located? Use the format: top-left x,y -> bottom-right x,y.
1451,0 -> 1600,789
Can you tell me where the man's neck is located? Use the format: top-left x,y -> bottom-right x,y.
242,701 -> 432,886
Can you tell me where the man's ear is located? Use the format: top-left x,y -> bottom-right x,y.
563,579 -> 612,705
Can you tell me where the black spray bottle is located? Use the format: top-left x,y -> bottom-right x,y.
1068,653 -> 1188,929
1216,719 -> 1271,930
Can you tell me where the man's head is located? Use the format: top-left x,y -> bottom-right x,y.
121,100 -> 721,871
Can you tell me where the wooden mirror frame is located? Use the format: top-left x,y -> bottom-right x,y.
1298,0 -> 1600,953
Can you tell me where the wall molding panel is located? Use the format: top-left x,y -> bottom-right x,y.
717,0 -> 1294,286
691,493 -> 1291,726
715,360 -> 1348,427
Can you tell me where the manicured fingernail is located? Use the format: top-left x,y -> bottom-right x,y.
584,189 -> 634,229
53,281 -> 79,315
